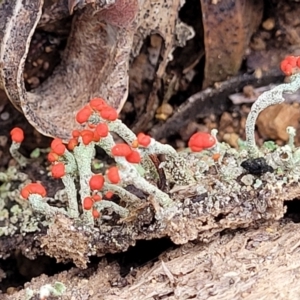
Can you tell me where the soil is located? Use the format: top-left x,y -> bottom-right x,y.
1,0 -> 300,299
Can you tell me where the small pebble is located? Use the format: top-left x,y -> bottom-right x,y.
156,103 -> 173,120
262,18 -> 275,31
45,46 -> 54,53
27,76 -> 40,87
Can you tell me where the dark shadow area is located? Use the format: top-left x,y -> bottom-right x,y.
0,237 -> 175,294
0,253 -> 74,293
284,199 -> 300,223
107,238 -> 176,277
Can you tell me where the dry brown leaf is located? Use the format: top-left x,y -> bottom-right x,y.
200,0 -> 263,87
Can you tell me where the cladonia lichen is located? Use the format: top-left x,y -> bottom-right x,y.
2,56 -> 300,258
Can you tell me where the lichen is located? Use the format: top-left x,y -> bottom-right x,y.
3,56 -> 300,268
0,166 -> 50,236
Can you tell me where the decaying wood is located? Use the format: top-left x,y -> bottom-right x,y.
0,147 -> 298,269
4,220 -> 300,299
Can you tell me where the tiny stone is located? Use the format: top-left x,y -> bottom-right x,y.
27,76 -> 40,87
156,103 -> 173,120
262,18 -> 275,31
6,287 -> 17,295
254,68 -> 263,79
45,46 -> 54,53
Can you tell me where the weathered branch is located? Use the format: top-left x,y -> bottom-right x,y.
4,220 -> 300,299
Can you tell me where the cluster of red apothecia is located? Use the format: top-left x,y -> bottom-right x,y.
280,55 -> 300,76
11,97 -> 219,219
11,98 -> 155,218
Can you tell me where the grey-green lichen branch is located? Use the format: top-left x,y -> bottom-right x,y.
245,73 -> 300,158
12,98 -> 196,229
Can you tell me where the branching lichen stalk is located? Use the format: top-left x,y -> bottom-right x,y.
73,139 -> 95,224
61,175 -> 79,218
94,200 -> 129,218
245,73 -> 300,157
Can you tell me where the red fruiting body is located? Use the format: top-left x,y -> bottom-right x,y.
89,97 -> 107,111
281,60 -> 292,76
83,197 -> 94,210
89,174 -> 105,190
47,152 -> 59,163
111,143 -> 132,157
72,130 -> 81,138
212,153 -> 221,161
80,130 -> 94,145
92,194 -> 102,202
100,106 -> 118,121
10,127 -> 24,143
126,150 -> 141,163
95,123 -> 109,137
88,123 -> 96,129
67,138 -> 78,151
107,166 -> 120,184
76,105 -> 92,124
104,191 -> 114,199
92,209 -> 100,218
51,162 -> 66,178
285,56 -> 297,67
297,57 -> 300,68
20,187 -> 30,199
51,138 -> 66,155
21,183 -> 46,199
93,130 -> 101,142
280,56 -> 299,76
137,133 -> 151,147
93,124 -> 109,142
188,132 -> 216,152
